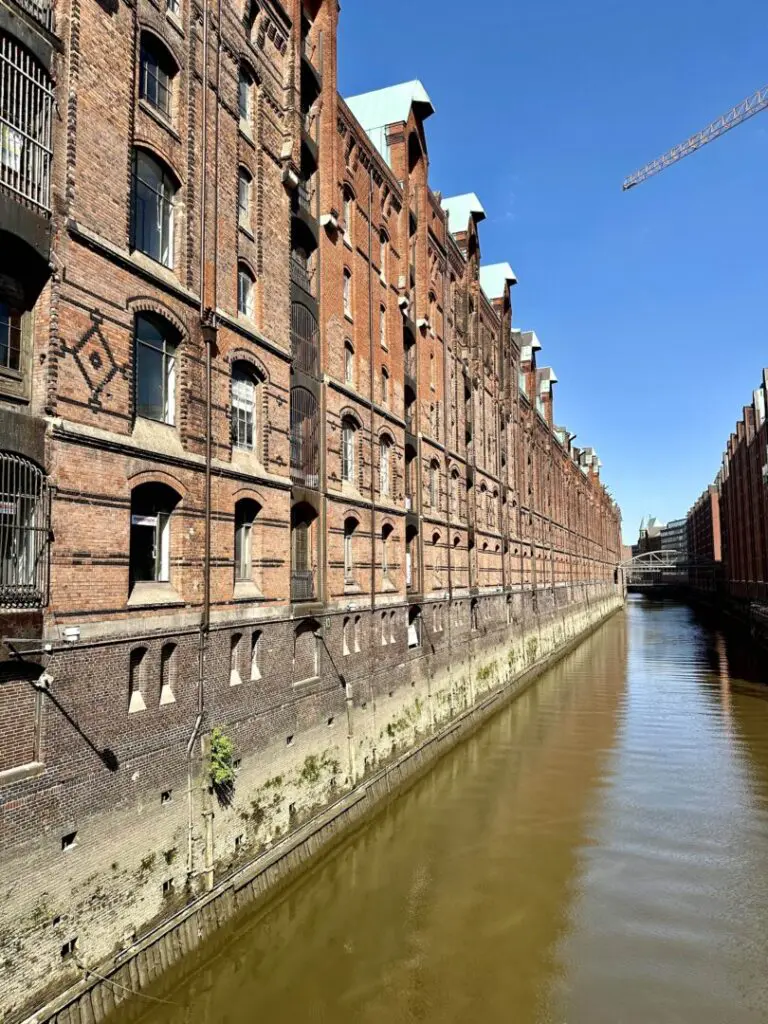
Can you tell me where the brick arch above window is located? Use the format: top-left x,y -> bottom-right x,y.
232,484 -> 266,507
137,24 -> 183,74
226,348 -> 269,383
237,53 -> 262,86
126,297 -> 190,344
124,467 -> 187,502
131,143 -> 183,194
338,407 -> 363,429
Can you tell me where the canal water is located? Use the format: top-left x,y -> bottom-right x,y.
120,597 -> 768,1024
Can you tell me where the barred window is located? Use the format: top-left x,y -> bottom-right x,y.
0,452 -> 49,608
0,33 -> 54,213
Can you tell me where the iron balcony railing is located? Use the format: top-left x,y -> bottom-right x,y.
13,0 -> 53,31
291,569 -> 315,601
291,302 -> 319,377
0,33 -> 54,213
404,347 -> 416,379
290,252 -> 315,296
290,386 -> 320,487
0,451 -> 49,608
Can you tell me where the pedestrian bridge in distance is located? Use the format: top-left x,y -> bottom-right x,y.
619,550 -> 715,591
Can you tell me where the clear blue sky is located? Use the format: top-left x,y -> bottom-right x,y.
337,0 -> 768,543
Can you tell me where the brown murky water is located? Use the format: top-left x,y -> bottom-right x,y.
122,598 -> 768,1024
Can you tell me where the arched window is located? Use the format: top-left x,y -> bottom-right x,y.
234,498 -> 259,582
379,305 -> 387,349
238,65 -> 254,128
231,361 -> 261,451
139,33 -> 176,119
343,268 -> 352,318
451,469 -> 460,516
0,34 -> 54,212
290,388 -> 320,487
230,633 -> 243,685
429,460 -> 439,508
343,186 -> 354,245
238,167 -> 252,229
380,434 -> 392,497
407,605 -> 421,649
160,643 -> 177,705
344,339 -> 354,384
381,522 -> 393,577
381,366 -> 389,407
238,262 -> 255,318
341,417 -> 356,484
129,482 -> 180,587
133,150 -> 177,267
294,619 -> 319,682
343,516 -> 357,582
135,313 -> 179,424
250,630 -> 262,680
291,302 -> 319,376
129,647 -> 147,713
342,616 -> 351,656
379,230 -> 387,281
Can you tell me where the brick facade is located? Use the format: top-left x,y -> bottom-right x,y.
0,0 -> 622,1016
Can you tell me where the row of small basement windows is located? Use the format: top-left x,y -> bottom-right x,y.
127,631 -> 263,712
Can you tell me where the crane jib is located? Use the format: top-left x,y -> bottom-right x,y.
622,84 -> 768,190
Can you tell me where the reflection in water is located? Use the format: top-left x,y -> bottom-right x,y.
115,598 -> 768,1024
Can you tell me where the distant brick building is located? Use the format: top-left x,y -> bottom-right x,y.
716,370 -> 768,601
0,0 -> 622,1015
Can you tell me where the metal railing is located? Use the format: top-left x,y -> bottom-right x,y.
0,33 -> 54,213
13,0 -> 53,31
290,252 -> 315,296
290,386 -> 320,486
297,181 -> 315,217
0,451 -> 49,608
291,302 -> 319,376
291,569 -> 315,602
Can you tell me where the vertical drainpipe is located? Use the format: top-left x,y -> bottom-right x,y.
188,0 -> 210,883
442,228 -> 452,604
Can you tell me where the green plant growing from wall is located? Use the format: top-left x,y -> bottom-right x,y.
209,727 -> 236,803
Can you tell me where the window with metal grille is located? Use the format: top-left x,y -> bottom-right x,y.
132,150 -> 177,267
0,33 -> 54,213
291,302 -> 319,377
231,363 -> 258,450
0,452 -> 49,609
139,35 -> 175,119
290,387 -> 319,487
0,301 -> 21,373
135,314 -> 178,424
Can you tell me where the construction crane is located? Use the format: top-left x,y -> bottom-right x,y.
623,84 -> 768,190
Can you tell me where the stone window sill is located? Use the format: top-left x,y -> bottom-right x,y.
127,582 -> 183,608
137,99 -> 181,143
0,761 -> 44,788
233,580 -> 263,602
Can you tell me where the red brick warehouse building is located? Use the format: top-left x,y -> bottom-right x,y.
0,0 -> 622,1015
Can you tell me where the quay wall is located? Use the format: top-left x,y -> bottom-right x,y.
6,585 -> 623,1024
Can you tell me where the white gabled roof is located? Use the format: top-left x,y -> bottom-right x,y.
479,262 -> 518,300
345,81 -> 434,166
519,330 -> 542,363
441,193 -> 486,234
537,367 -> 558,392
